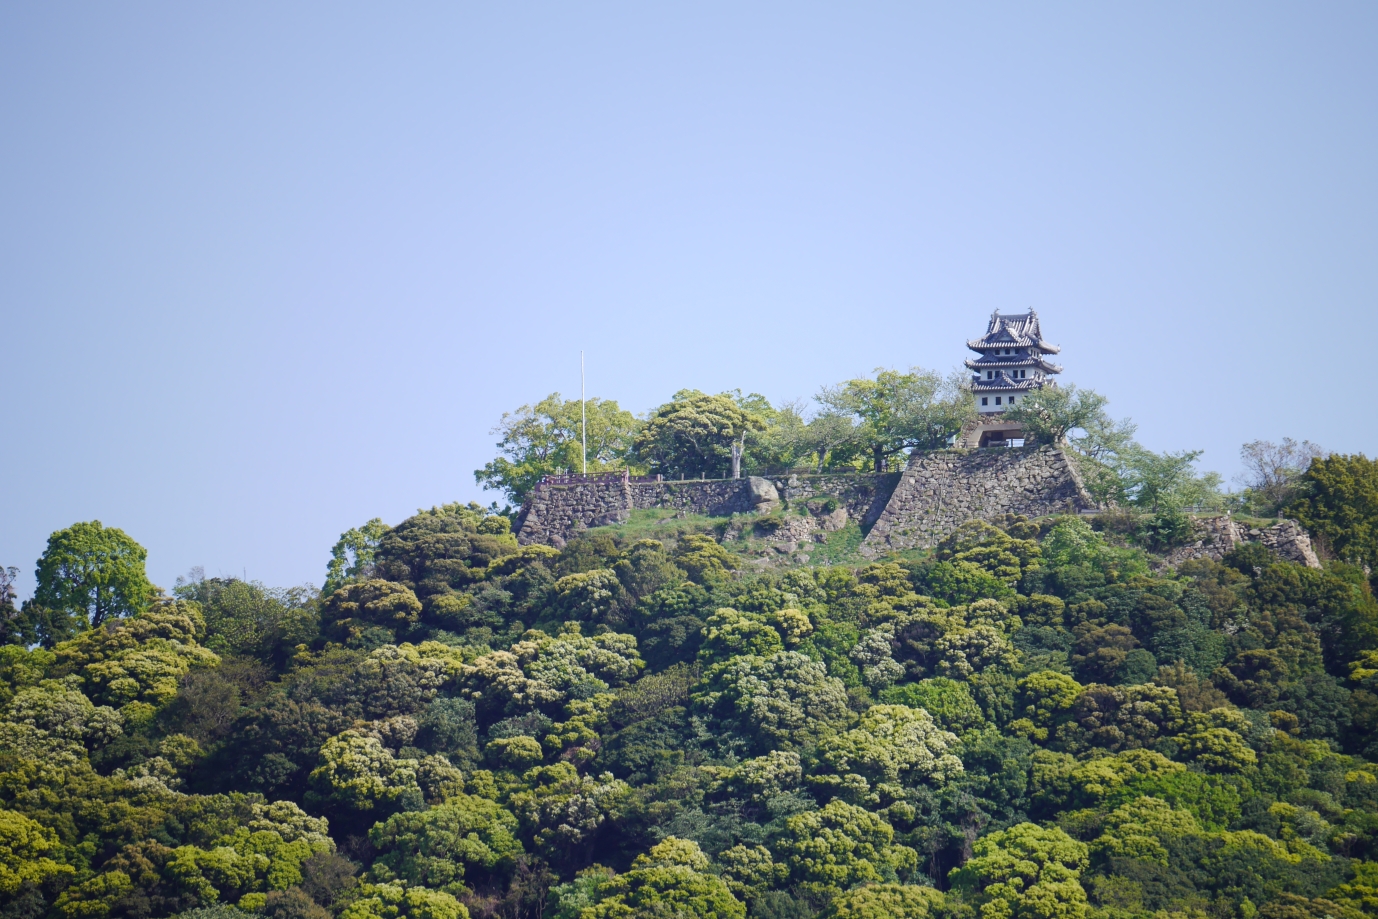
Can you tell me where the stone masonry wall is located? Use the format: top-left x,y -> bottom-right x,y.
515,477 -> 772,547
861,446 -> 1094,554
514,472 -> 905,548
773,473 -> 902,531
1163,517 -> 1322,569
630,480 -> 757,516
513,479 -> 633,548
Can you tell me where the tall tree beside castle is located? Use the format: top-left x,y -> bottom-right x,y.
475,393 -> 639,503
816,368 -> 974,472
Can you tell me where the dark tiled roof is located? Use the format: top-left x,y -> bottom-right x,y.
971,371 -> 1044,392
965,356 -> 1063,373
967,309 -> 1062,354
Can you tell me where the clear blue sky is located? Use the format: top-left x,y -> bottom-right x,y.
2,3 -> 1375,598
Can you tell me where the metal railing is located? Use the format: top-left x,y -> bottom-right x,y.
532,471 -> 669,490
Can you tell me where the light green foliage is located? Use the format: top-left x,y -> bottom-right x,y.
1175,709 -> 1257,771
554,569 -> 621,623
936,521 -> 1040,586
1011,671 -> 1082,742
1065,748 -> 1184,806
698,608 -> 785,664
850,626 -> 903,689
880,678 -> 988,735
485,735 -> 544,769
355,642 -> 467,719
1040,517 -> 1147,582
778,800 -> 917,894
578,837 -> 745,918
1325,861 -> 1378,916
933,622 -> 1018,679
0,645 -> 54,708
54,869 -> 135,917
717,845 -> 787,900
1089,797 -> 1203,865
372,505 -> 518,620
823,884 -> 945,919
339,882 -> 469,919
1120,447 -> 1222,512
1288,453 -> 1378,571
695,650 -> 852,751
672,535 -> 738,585
820,704 -> 963,788
369,794 -> 523,892
476,393 -> 640,503
325,519 -> 392,597
717,750 -> 804,802
167,824 -> 333,902
949,823 -> 1089,919
507,763 -> 631,860
309,730 -> 422,813
0,807 -> 73,893
509,626 -> 643,701
633,390 -> 766,480
54,601 -> 219,708
1002,384 -> 1108,446
792,409 -> 864,473
817,366 -> 974,471
34,520 -> 155,636
0,678 -> 123,762
321,580 -> 423,643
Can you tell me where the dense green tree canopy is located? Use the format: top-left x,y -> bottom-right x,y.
634,390 -> 768,480
1288,453 -> 1378,571
475,393 -> 640,504
817,367 -> 974,472
5,450 -> 1378,919
33,520 -> 154,641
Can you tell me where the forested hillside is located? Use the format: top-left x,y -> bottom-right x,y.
2,450 -> 1378,919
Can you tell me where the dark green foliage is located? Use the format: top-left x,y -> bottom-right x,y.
7,501 -> 1378,919
174,575 -> 317,664
1288,453 -> 1378,572
415,697 -> 480,766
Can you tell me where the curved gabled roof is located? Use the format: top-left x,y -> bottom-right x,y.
967,309 -> 1062,354
971,371 -> 1048,392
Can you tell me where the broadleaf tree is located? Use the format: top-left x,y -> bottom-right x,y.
32,520 -> 154,641
817,367 -> 974,472
475,393 -> 639,504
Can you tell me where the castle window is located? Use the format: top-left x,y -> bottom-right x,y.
995,396 -> 1002,405
981,397 -> 988,406
1010,396 -> 1016,403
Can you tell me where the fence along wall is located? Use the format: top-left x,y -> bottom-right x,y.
512,475 -> 765,547
513,454 -> 1088,550
513,472 -> 903,547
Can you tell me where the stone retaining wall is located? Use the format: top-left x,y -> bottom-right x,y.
774,473 -> 903,531
629,480 -> 758,516
513,450 -> 1324,569
514,471 -> 906,547
513,478 -> 634,547
1163,517 -> 1321,569
861,446 -> 1095,553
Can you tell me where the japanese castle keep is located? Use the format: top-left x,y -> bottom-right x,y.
959,309 -> 1063,448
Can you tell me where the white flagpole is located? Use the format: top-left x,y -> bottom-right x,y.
581,351 -> 587,475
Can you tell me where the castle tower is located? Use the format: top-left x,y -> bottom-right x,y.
960,309 -> 1063,447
